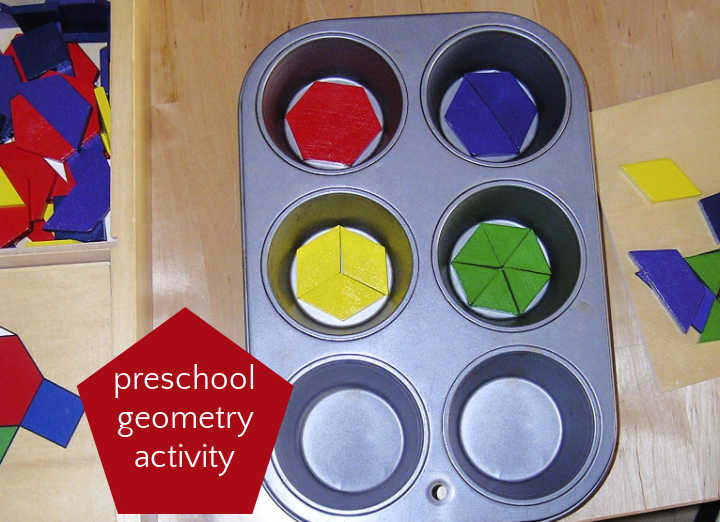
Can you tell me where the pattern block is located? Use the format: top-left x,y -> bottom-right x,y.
286,81 -> 382,167
630,249 -> 707,333
0,335 -> 43,426
0,426 -> 18,464
621,158 -> 701,202
452,223 -> 552,315
296,225 -> 388,320
444,71 -> 537,157
699,193 -> 720,243
21,379 -> 84,447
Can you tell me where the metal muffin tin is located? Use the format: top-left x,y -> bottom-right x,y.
239,12 -> 617,521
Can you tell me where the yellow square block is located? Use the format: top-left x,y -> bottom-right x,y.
296,226 -> 341,296
0,166 -> 24,208
340,227 -> 388,294
621,158 -> 701,202
299,273 -> 384,320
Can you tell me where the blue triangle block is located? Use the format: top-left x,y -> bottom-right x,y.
99,45 -> 109,99
54,217 -> 106,242
18,75 -> 90,149
465,71 -> 537,151
44,136 -> 110,233
445,78 -> 517,156
21,379 -> 84,448
693,287 -> 716,333
630,249 -> 707,333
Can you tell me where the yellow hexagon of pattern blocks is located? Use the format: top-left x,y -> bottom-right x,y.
296,226 -> 389,320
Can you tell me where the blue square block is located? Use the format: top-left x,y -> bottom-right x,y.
21,379 -> 84,447
44,136 -> 110,233
12,22 -> 71,80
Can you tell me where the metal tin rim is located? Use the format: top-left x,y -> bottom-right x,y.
269,353 -> 430,516
261,187 -> 419,341
431,179 -> 587,332
442,345 -> 602,506
420,24 -> 572,168
256,32 -> 408,176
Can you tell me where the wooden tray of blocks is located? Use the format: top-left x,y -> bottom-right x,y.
0,2 -> 150,521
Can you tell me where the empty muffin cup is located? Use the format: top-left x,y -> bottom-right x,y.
433,181 -> 584,331
263,188 -> 417,340
443,347 -> 598,503
422,26 -> 569,165
259,34 -> 406,173
272,355 -> 429,514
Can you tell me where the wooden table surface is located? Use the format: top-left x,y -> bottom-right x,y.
148,1 -> 720,519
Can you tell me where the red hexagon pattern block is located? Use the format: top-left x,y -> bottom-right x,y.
78,308 -> 292,514
286,80 -> 382,166
0,334 -> 43,426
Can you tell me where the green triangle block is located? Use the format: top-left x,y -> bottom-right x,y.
699,299 -> 720,343
505,230 -> 551,274
452,262 -> 499,303
0,426 -> 18,464
472,271 -> 518,314
505,268 -> 550,313
453,226 -> 501,267
686,250 -> 720,294
483,223 -> 529,265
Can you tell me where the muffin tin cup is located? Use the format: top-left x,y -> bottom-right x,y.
257,33 -> 407,174
443,346 -> 599,505
242,12 -> 616,522
271,354 -> 429,515
422,25 -> 570,166
261,188 -> 418,340
433,180 -> 586,331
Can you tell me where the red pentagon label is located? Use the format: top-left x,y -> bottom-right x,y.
78,308 -> 292,514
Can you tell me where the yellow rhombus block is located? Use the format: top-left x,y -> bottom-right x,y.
296,225 -> 388,320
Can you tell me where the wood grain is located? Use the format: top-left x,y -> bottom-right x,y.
148,1 -> 720,520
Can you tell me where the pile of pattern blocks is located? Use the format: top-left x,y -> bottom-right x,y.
623,159 -> 720,343
0,1 -> 110,248
0,326 -> 85,464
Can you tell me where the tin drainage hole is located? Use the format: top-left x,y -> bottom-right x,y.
423,28 -> 568,165
273,356 -> 428,513
260,35 -> 405,173
434,183 -> 582,330
289,225 -> 393,327
430,481 -> 450,502
264,190 -> 416,339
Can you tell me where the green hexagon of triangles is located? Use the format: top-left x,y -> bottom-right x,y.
451,223 -> 551,314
